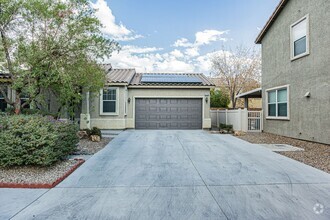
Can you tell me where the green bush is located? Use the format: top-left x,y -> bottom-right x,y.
210,88 -> 230,108
219,123 -> 233,132
91,127 -> 102,138
0,115 -> 79,167
82,127 -> 102,139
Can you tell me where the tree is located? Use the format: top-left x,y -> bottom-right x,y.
210,88 -> 230,108
211,46 -> 261,109
0,0 -> 119,114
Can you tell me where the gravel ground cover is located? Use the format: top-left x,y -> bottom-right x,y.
0,160 -> 79,185
0,138 -> 112,187
237,132 -> 330,174
75,137 -> 112,155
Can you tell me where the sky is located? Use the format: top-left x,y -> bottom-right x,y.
91,0 -> 280,74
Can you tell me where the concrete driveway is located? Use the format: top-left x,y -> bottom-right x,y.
2,130 -> 330,219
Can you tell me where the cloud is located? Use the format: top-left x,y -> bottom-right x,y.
107,46 -> 231,74
173,29 -> 228,49
195,29 -> 228,45
121,45 -> 163,54
173,38 -> 194,48
91,0 -> 142,41
104,26 -> 230,73
170,49 -> 184,58
185,47 -> 200,57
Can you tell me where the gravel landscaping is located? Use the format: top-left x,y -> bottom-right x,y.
0,138 -> 113,187
237,132 -> 330,174
75,137 -> 112,155
0,160 -> 80,185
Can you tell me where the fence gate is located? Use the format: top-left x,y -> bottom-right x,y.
247,111 -> 263,132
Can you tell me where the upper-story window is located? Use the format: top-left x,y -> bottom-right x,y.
266,85 -> 289,120
100,87 -> 118,115
290,15 -> 309,60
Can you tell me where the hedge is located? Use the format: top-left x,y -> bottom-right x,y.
0,114 -> 79,167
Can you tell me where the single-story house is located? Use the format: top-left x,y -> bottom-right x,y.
80,65 -> 214,130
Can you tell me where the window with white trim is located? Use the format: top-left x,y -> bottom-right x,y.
101,88 -> 117,114
267,86 -> 289,119
291,15 -> 309,59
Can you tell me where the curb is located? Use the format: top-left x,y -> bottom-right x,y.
0,159 -> 85,189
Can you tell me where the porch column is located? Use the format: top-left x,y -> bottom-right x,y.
244,97 -> 249,109
80,91 -> 91,129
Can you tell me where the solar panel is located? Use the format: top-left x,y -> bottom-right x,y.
141,74 -> 202,83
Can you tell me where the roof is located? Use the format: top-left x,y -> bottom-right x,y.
255,0 -> 289,44
0,71 -> 11,83
208,77 -> 226,87
129,73 -> 214,87
106,68 -> 136,84
236,88 -> 262,98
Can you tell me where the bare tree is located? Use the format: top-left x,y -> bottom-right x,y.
211,46 -> 261,109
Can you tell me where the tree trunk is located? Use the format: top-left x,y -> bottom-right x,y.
231,92 -> 236,109
14,91 -> 21,114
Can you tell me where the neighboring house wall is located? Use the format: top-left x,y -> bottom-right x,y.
261,0 -> 330,144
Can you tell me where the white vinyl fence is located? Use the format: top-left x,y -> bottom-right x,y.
210,109 -> 263,132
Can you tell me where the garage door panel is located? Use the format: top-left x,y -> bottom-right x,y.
135,98 -> 202,129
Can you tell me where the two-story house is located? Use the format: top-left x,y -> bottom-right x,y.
255,0 -> 330,144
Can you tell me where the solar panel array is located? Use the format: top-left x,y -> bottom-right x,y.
141,74 -> 202,83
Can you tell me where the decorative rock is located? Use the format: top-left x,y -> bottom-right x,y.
77,131 -> 88,139
90,135 -> 101,142
234,131 -> 245,136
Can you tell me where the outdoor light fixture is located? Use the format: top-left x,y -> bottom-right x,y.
205,94 -> 209,103
128,97 -> 131,103
304,91 -> 311,98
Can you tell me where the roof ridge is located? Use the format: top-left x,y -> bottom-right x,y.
255,0 -> 288,43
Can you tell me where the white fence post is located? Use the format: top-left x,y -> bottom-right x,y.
225,109 -> 228,125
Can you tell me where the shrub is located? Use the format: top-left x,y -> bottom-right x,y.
219,123 -> 233,132
0,115 -> 79,167
210,89 -> 230,108
82,127 -> 102,139
90,127 -> 102,138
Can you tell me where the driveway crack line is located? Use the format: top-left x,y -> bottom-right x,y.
176,134 -> 230,220
9,189 -> 51,219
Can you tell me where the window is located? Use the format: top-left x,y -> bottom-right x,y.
291,15 -> 309,60
100,87 -> 117,114
0,88 -> 7,112
266,86 -> 289,119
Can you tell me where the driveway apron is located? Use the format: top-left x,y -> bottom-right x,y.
5,130 -> 330,220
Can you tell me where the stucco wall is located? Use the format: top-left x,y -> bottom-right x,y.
84,87 -> 211,129
261,0 -> 330,144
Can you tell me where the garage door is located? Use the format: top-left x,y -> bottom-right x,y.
135,98 -> 202,129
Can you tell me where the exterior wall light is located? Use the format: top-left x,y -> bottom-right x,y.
128,97 -> 131,103
205,94 -> 209,103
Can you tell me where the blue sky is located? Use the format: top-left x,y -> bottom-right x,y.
92,0 -> 279,73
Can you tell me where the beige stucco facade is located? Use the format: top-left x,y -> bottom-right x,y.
81,86 -> 212,130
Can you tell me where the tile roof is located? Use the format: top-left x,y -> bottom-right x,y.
129,73 -> 214,87
255,0 -> 289,44
0,72 -> 11,83
105,68 -> 136,84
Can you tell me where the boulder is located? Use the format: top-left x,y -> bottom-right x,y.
90,135 -> 101,142
77,130 -> 88,139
